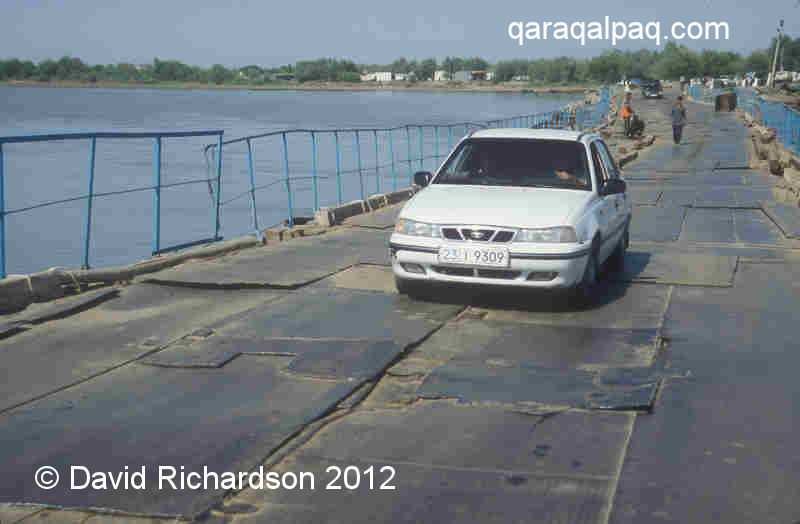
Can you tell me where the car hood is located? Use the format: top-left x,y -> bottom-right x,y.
400,185 -> 595,228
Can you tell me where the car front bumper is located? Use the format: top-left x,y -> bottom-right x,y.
389,239 -> 590,289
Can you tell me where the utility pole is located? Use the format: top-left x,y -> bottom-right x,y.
768,19 -> 784,88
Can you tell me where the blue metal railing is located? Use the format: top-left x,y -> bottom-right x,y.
1,91 -> 614,279
0,130 -> 224,279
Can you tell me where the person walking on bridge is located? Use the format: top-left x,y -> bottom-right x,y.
619,93 -> 634,137
671,96 -> 688,144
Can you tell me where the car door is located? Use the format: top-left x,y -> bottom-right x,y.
597,140 -> 628,252
589,141 -> 616,262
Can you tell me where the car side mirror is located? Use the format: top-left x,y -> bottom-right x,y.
413,171 -> 433,187
601,179 -> 626,195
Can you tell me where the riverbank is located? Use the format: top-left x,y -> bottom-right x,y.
1,78 -> 597,94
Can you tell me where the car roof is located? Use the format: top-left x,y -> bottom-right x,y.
469,128 -> 597,142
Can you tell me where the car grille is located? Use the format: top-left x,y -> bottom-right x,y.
442,228 -> 462,240
440,227 -> 515,243
432,266 -> 475,277
432,266 -> 521,280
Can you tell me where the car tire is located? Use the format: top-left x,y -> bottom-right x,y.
608,226 -> 628,273
395,276 -> 422,298
573,244 -> 599,305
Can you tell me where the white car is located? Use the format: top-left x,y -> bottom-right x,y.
389,128 -> 632,301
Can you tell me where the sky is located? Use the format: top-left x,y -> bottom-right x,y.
0,0 -> 796,68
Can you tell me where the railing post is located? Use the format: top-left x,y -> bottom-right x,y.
334,131 -> 342,205
311,131 -> 318,212
388,130 -> 396,192
246,138 -> 260,237
785,107 -> 791,149
214,133 -> 223,239
373,130 -> 379,195
795,115 -> 799,155
152,136 -> 161,255
406,126 -> 412,183
281,132 -> 293,227
82,136 -> 97,269
0,143 -> 4,279
418,126 -> 424,171
448,126 -> 453,150
434,126 -> 439,164
355,130 -> 364,201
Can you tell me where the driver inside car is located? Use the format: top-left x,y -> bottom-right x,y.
553,159 -> 588,186
475,148 -> 495,176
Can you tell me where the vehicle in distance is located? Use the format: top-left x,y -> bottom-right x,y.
389,128 -> 632,301
641,80 -> 663,98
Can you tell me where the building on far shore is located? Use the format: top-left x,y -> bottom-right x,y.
453,70 -> 488,82
361,71 -> 393,82
768,70 -> 800,85
433,70 -> 448,82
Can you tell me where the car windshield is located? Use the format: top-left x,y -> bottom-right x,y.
434,138 -> 591,190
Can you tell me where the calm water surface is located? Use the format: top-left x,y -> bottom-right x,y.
0,86 -> 580,274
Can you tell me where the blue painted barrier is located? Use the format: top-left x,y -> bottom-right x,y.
0,130 -> 224,279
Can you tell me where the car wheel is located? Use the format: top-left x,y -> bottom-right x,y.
574,245 -> 599,305
608,227 -> 628,273
395,276 -> 422,298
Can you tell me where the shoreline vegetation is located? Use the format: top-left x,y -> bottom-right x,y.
0,79 -> 593,94
2,38 -> 790,96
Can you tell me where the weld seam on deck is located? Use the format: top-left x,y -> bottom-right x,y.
297,453 -> 616,482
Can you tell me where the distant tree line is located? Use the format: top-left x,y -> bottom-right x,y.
0,37 -> 795,86
0,56 -> 296,85
494,42 -> 782,84
295,58 -> 360,82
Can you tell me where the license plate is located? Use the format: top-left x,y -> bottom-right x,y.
438,245 -> 510,268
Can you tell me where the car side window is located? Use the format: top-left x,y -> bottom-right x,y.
590,142 -> 608,186
598,141 -> 620,180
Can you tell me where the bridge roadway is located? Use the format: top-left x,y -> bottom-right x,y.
3,90 -> 800,523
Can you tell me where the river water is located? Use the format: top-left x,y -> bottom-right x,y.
0,86 -> 580,274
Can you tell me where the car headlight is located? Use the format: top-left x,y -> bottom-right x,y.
515,226 -> 577,243
395,219 -> 441,238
